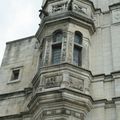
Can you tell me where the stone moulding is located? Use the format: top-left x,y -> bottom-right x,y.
28,88 -> 93,120
36,10 -> 95,39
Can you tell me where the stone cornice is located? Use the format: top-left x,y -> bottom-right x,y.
28,88 -> 93,113
109,2 -> 120,10
6,36 -> 35,44
36,11 -> 95,39
93,97 -> 120,107
0,87 -> 32,101
0,90 -> 25,101
0,111 -> 30,119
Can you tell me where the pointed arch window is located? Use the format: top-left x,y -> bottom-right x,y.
73,31 -> 83,66
52,30 -> 63,64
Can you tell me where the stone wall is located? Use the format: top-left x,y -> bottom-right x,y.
0,36 -> 39,118
0,36 -> 39,94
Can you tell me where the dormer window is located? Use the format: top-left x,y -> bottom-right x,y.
73,31 -> 83,66
52,30 -> 63,64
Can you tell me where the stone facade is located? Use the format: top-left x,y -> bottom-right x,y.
1,0 -> 120,120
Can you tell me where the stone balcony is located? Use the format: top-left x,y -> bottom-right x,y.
29,63 -> 93,120
32,63 -> 92,96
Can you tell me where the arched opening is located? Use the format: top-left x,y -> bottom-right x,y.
73,31 -> 83,66
52,30 -> 63,64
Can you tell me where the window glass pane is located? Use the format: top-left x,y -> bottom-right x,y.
52,46 -> 61,64
53,32 -> 63,42
74,34 -> 82,44
73,47 -> 81,66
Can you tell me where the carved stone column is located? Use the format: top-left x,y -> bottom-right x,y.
67,32 -> 74,64
43,36 -> 52,66
82,38 -> 89,69
61,32 -> 67,62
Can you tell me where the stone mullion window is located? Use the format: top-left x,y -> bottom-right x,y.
52,42 -> 62,64
52,30 -> 63,64
73,31 -> 83,66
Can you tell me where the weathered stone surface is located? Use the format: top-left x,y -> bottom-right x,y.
1,0 -> 120,120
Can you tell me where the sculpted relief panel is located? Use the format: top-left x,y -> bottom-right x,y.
39,72 -> 85,92
73,3 -> 87,15
69,75 -> 84,91
112,9 -> 120,23
42,74 -> 63,89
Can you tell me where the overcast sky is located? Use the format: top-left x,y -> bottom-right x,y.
0,0 -> 42,65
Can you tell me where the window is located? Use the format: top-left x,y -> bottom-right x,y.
52,30 -> 63,64
11,69 -> 20,81
73,31 -> 83,66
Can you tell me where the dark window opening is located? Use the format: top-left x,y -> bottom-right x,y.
11,69 -> 20,81
52,45 -> 61,64
73,31 -> 83,66
52,30 -> 63,64
74,32 -> 82,45
53,30 -> 63,43
73,46 -> 82,66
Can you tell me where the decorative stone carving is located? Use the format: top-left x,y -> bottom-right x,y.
67,32 -> 74,63
52,2 -> 68,13
112,9 -> 120,23
73,3 -> 87,14
43,108 -> 84,119
42,75 -> 63,89
39,40 -> 45,67
44,38 -> 51,66
69,76 -> 84,91
61,33 -> 67,62
82,39 -> 89,69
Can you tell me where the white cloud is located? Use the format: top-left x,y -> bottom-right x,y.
0,0 -> 42,65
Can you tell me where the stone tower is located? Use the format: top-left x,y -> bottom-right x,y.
31,0 -> 95,119
1,0 -> 120,120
